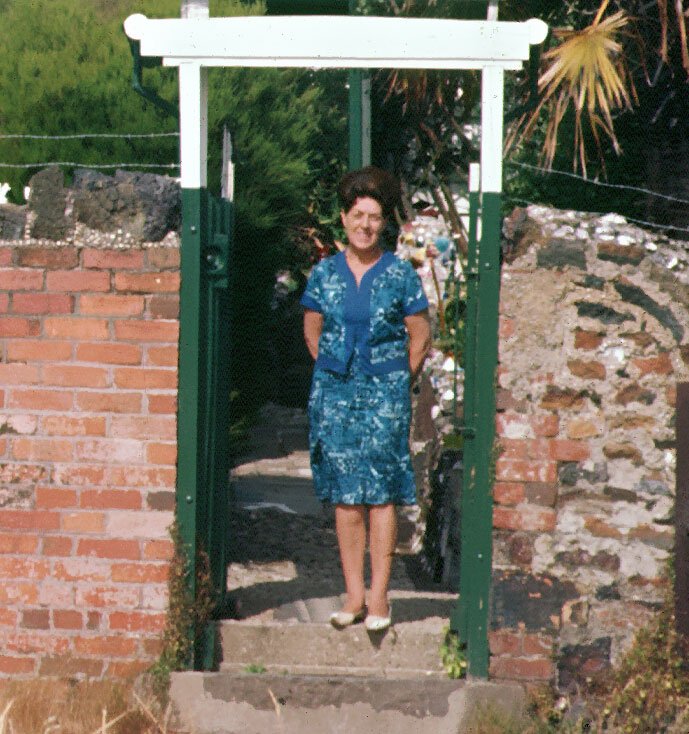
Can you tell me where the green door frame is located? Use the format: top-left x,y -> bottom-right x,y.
124,10 -> 547,677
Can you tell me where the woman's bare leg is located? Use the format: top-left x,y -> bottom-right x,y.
368,503 -> 397,617
335,504 -> 367,612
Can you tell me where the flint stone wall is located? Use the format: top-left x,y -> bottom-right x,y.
491,205 -> 688,688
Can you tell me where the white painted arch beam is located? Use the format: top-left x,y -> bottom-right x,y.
124,14 -> 548,70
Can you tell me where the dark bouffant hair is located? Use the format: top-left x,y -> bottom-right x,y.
338,166 -> 402,220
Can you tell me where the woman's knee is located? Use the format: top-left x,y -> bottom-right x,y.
335,503 -> 366,525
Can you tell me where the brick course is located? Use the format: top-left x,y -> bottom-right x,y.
0,241 -> 178,678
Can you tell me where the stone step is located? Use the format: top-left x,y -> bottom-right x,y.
218,618 -> 448,678
168,671 -> 526,734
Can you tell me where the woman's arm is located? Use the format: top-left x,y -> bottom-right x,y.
303,309 -> 324,361
405,309 -> 432,381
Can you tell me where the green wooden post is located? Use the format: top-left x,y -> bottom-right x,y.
465,190 -> 501,677
455,62 -> 505,678
265,0 -> 369,169
349,69 -> 363,169
177,188 -> 207,667
452,164 -> 480,635
347,0 -> 370,169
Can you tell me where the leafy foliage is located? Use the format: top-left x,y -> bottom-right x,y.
592,592 -> 689,733
0,0 -> 340,220
439,627 -> 468,679
0,0 -> 181,196
148,523 -> 215,701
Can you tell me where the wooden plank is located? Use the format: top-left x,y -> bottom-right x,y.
124,15 -> 548,70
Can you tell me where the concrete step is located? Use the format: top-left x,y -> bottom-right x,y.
218,618 -> 447,678
168,671 -> 526,734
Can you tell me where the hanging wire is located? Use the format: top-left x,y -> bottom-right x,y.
508,160 -> 689,207
0,162 -> 179,170
0,132 -> 179,140
0,131 -> 180,171
505,194 -> 689,236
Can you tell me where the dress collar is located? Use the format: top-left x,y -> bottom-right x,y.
334,250 -> 393,286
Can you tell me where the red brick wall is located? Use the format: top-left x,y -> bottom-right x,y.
0,243 -> 179,677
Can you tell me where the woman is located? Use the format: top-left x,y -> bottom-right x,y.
301,166 -> 431,632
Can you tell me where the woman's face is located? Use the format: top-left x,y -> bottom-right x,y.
341,196 -> 385,254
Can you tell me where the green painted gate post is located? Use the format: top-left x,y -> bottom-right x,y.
347,0 -> 371,169
453,185 -> 501,679
454,62 -> 505,678
465,190 -> 501,678
178,188 -> 233,670
348,69 -> 364,169
177,188 -> 207,669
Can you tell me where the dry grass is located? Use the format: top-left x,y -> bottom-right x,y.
0,678 -> 170,734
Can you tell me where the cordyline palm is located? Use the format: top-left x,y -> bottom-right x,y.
506,0 -> 636,176
505,0 -> 689,174
387,0 -> 689,177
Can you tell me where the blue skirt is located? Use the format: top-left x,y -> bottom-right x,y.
308,359 -> 417,506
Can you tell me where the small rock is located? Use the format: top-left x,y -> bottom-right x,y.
558,463 -> 580,486
567,359 -> 606,380
614,383 -> 656,406
616,234 -> 635,246
575,301 -> 634,326
603,442 -> 643,465
634,479 -> 671,496
599,213 -> 627,225
597,242 -> 645,265
582,462 -> 609,484
28,167 -> 72,240
0,203 -> 27,239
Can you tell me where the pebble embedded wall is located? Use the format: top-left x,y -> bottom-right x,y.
489,206 -> 688,689
0,233 -> 180,678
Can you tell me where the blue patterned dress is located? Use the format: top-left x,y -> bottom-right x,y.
301,251 -> 428,506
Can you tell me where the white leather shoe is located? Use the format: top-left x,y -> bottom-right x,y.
330,607 -> 367,629
365,606 -> 392,632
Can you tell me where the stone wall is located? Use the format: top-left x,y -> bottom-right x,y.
490,206 -> 688,688
0,168 -> 180,677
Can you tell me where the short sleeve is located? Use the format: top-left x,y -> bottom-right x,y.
402,262 -> 429,316
300,263 -> 323,313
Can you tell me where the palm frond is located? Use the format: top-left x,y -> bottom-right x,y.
675,0 -> 689,73
658,0 -> 669,62
506,0 -> 636,177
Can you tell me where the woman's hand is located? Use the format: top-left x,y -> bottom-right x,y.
405,309 -> 431,382
303,309 -> 324,361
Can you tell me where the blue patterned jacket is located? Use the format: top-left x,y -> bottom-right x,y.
300,251 -> 429,375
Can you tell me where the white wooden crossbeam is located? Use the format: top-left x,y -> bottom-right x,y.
124,15 -> 548,70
